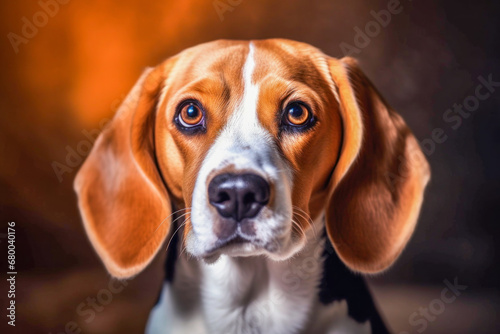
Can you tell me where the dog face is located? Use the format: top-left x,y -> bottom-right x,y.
75,39 -> 430,278
155,40 -> 342,261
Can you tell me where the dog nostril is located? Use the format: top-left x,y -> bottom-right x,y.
243,192 -> 256,205
208,173 -> 270,222
215,191 -> 231,204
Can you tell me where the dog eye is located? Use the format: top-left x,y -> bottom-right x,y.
179,103 -> 204,127
285,103 -> 309,125
282,102 -> 313,131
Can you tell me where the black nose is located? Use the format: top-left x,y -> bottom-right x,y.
208,173 -> 270,222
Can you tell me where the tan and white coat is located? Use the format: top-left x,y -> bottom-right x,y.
74,39 -> 430,334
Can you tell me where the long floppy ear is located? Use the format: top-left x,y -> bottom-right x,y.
326,57 -> 430,273
74,65 -> 172,278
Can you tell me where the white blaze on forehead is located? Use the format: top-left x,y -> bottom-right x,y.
187,42 -> 294,258
222,42 -> 268,142
240,42 -> 259,126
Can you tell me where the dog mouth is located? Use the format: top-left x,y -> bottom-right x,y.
207,234 -> 256,253
201,229 -> 289,262
188,208 -> 297,260
221,235 -> 251,247
202,231 -> 279,262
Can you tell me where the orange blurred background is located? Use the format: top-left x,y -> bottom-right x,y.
1,0 -> 499,333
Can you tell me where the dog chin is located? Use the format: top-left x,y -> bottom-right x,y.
192,230 -> 307,264
201,245 -> 267,264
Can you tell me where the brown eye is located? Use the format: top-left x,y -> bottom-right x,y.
285,102 -> 310,126
179,102 -> 203,127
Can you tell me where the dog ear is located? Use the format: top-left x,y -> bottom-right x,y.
325,57 -> 430,273
74,65 -> 173,278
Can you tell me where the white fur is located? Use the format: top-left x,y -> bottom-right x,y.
148,42 -> 371,334
199,218 -> 322,334
146,253 -> 205,334
186,43 -> 299,260
147,214 -> 370,333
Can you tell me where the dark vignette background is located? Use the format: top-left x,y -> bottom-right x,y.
0,0 -> 499,333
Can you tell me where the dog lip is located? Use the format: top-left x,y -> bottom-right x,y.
216,234 -> 250,249
205,234 -> 256,255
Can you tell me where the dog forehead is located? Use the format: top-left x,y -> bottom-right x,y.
156,39 -> 333,154
179,40 -> 249,75
166,39 -> 326,87
251,39 -> 329,83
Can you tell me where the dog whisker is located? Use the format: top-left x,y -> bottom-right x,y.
295,214 -> 316,240
293,207 -> 315,232
178,244 -> 188,259
291,219 -> 306,240
292,206 -> 317,240
177,217 -> 192,259
153,207 -> 191,235
165,217 -> 190,254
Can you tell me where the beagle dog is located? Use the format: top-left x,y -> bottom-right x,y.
74,39 -> 430,334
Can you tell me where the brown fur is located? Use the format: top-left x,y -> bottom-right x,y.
325,57 -> 430,273
74,39 -> 429,278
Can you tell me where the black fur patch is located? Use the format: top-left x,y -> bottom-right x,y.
319,233 -> 390,333
164,227 -> 179,283
154,219 -> 179,306
157,226 -> 390,333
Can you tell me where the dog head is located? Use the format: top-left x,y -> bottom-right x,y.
74,39 -> 430,278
